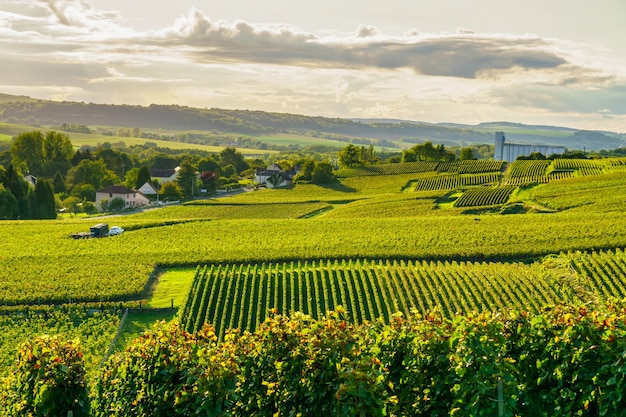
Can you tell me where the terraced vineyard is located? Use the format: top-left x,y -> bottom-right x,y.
179,249 -> 626,339
411,172 -> 500,191
436,160 -> 505,174
453,186 -> 517,207
336,161 -> 439,177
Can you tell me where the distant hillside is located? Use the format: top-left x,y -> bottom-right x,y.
0,94 -> 623,151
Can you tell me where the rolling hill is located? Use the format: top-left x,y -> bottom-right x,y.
0,93 -> 624,151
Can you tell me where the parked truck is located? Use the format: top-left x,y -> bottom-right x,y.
71,223 -> 109,239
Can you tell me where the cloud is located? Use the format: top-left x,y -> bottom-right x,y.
149,8 -> 570,79
2,1 -> 624,131
36,0 -> 119,28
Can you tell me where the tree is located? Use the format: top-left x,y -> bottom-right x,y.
52,171 -> 66,193
221,164 -> 237,179
176,159 -> 198,198
97,198 -> 109,212
459,147 -> 475,161
42,131 -> 73,177
311,161 -> 335,184
160,181 -> 183,200
71,183 -> 96,202
293,159 -> 315,183
30,179 -> 56,219
2,163 -> 30,219
220,147 -> 249,173
82,201 -> 97,215
65,159 -> 118,191
97,148 -> 135,179
338,144 -> 362,168
136,166 -> 151,188
124,167 -> 140,190
11,131 -> 44,175
0,184 -> 18,219
108,197 -> 126,211
71,149 -> 92,166
198,156 -> 221,174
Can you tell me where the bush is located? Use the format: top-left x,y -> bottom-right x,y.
0,335 -> 89,416
92,322 -> 237,417
108,197 -> 126,211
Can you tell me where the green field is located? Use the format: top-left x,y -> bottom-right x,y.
0,122 -> 276,155
1,160 -> 626,378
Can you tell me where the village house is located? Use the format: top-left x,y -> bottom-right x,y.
137,181 -> 158,196
254,164 -> 297,188
149,167 -> 179,184
95,185 -> 150,210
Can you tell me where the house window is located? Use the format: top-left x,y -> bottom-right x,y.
109,193 -> 112,198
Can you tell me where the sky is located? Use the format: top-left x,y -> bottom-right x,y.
1,0 -> 625,132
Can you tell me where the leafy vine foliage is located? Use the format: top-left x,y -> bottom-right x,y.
3,303 -> 626,416
0,335 -> 89,416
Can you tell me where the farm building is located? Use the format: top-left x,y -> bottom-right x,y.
95,185 -> 150,210
254,164 -> 297,188
494,131 -> 565,162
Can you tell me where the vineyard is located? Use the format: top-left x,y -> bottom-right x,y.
453,186 -> 516,207
178,249 -> 626,340
0,309 -> 121,376
2,155 -> 626,413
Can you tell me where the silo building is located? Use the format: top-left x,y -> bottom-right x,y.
494,131 -> 565,162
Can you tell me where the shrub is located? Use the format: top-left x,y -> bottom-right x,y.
0,335 -> 89,416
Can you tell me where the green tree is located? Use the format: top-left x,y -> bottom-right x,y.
71,149 -> 92,166
311,161 -> 335,184
459,147 -> 475,161
339,144 -> 362,168
97,198 -> 109,212
293,159 -> 315,183
176,159 -> 198,198
65,159 -> 118,191
160,181 -> 183,200
52,170 -> 66,193
30,179 -> 56,219
136,166 -> 151,188
82,200 -> 97,215
401,149 -> 417,163
221,164 -> 237,179
42,131 -> 73,177
124,167 -> 140,189
11,131 -> 45,175
71,183 -> 96,202
0,184 -> 18,219
2,163 -> 30,219
198,156 -> 221,174
220,147 -> 249,173
108,197 -> 126,211
97,148 -> 135,179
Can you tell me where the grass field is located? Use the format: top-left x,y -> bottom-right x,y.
0,122 -> 277,154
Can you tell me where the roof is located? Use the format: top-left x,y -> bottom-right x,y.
139,181 -> 159,193
96,185 -> 135,194
150,168 -> 177,178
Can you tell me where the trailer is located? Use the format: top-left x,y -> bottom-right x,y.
90,223 -> 109,238
71,223 -> 109,239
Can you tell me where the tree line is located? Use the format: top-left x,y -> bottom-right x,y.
0,130 -> 340,219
